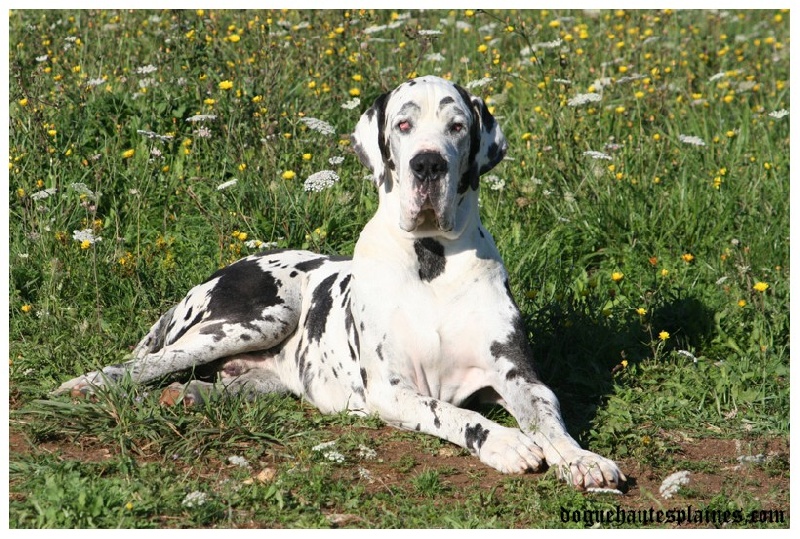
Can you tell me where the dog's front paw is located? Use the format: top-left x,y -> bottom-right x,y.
474,426 -> 545,474
553,449 -> 626,490
51,372 -> 105,397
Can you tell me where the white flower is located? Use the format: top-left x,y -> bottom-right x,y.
466,77 -> 493,89
482,174 -> 505,191
72,229 -> 102,244
69,182 -> 96,198
137,129 -> 173,142
659,470 -> 690,499
358,467 -> 374,482
304,170 -> 340,192
30,188 -> 57,201
679,134 -> 706,147
181,491 -> 207,508
769,109 -> 789,119
567,93 -> 602,107
216,179 -> 238,191
328,156 -> 345,165
324,451 -> 345,463
36,54 -> 49,62
300,116 -> 336,136
312,441 -> 336,452
425,52 -> 446,62
227,455 -> 251,468
418,29 -> 442,36
363,24 -> 388,35
185,114 -> 217,123
358,445 -> 377,460
86,77 -> 106,87
135,64 -> 157,75
341,97 -> 361,110
584,150 -> 612,160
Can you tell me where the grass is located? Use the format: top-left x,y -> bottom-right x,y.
7,8 -> 790,528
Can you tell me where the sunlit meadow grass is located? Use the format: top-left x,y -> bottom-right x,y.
8,9 -> 790,528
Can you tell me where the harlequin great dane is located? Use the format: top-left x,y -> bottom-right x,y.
55,76 -> 624,489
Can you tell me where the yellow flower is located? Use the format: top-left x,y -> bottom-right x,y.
228,34 -> 241,43
281,170 -> 296,180
302,153 -> 312,161
219,80 -> 233,90
238,163 -> 247,171
204,98 -> 216,105
47,129 -> 57,137
611,272 -> 624,282
660,268 -> 669,277
753,282 -> 769,292
465,9 -> 475,16
349,88 -> 361,97
18,98 -> 28,106
621,359 -> 628,368
738,299 -> 747,307
548,20 -> 561,28
80,240 -> 91,250
16,188 -> 26,198
478,44 -> 488,53
636,307 -> 647,316
658,331 -> 670,341
121,149 -> 135,159
21,304 -> 32,313
682,253 -> 695,263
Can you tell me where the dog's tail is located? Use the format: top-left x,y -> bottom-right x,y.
130,305 -> 178,359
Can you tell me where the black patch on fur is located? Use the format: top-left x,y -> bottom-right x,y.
438,96 -> 455,110
475,97 -> 496,132
376,343 -> 385,361
489,280 -> 540,382
465,423 -> 490,451
429,400 -> 441,429
306,273 -> 338,343
414,238 -> 446,282
183,307 -> 193,321
360,367 -> 368,388
294,257 -> 327,272
389,377 -> 401,386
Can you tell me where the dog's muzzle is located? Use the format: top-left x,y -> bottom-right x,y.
410,151 -> 448,184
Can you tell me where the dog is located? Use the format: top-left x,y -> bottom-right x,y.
55,76 -> 624,489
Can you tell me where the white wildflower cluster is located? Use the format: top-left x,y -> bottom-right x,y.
135,64 -> 157,75
679,134 -> 706,147
425,52 -> 446,62
418,29 -> 442,36
227,455 -> 251,468
567,93 -> 602,107
72,229 -> 102,244
659,470 -> 690,499
328,156 -> 345,165
300,116 -> 336,136
181,491 -> 208,508
358,445 -> 377,460
245,239 -> 278,250
36,54 -> 48,62
341,97 -> 361,110
466,76 -> 493,89
185,114 -> 217,123
304,170 -> 340,192
216,178 -> 238,191
30,188 -> 57,201
69,182 -> 97,198
86,77 -> 106,88
312,440 -> 345,463
483,174 -> 505,191
137,129 -> 174,143
584,150 -> 612,160
769,109 -> 789,119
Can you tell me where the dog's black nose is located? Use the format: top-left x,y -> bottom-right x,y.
410,152 -> 447,182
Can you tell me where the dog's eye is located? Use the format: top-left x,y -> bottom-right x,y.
450,122 -> 464,134
397,120 -> 412,133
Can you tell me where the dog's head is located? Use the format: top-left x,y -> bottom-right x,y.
352,76 -> 507,236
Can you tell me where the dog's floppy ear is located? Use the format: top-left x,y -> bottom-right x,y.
454,84 -> 508,176
352,90 -> 392,186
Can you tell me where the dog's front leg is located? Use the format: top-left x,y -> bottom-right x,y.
365,386 -> 544,474
499,375 -> 626,489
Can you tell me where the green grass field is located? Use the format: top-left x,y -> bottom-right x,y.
8,9 -> 790,528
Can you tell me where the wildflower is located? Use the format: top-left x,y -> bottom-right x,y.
753,282 -> 769,292
679,134 -> 706,146
768,109 -> 789,119
30,188 -> 57,201
216,179 -> 238,190
18,98 -> 28,106
584,150 -> 612,160
219,80 -> 233,90
69,182 -> 96,198
304,170 -> 340,192
478,44 -> 488,53
738,299 -> 747,307
681,253 -> 695,263
300,117 -> 336,136
465,77 -> 493,89
203,98 -> 215,105
281,170 -> 296,180
349,88 -> 361,97
227,455 -> 251,468
73,229 -> 102,246
659,470 -> 690,499
567,93 -> 602,107
342,97 -> 361,110
611,272 -> 624,282
135,64 -> 157,75
228,34 -> 241,43
659,331 -> 670,341
661,268 -> 669,277
21,304 -> 32,313
186,114 -> 217,122
125,502 -> 133,510
121,149 -> 135,159
636,307 -> 647,316
181,491 -> 207,508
